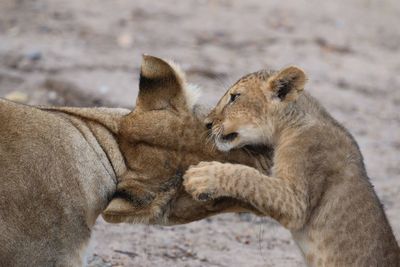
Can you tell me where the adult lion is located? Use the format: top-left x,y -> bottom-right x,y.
0,55 -> 270,266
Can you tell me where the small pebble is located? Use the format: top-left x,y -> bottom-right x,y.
48,91 -> 58,100
26,51 -> 42,61
99,85 -> 110,94
117,33 -> 133,48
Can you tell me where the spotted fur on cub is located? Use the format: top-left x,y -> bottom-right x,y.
184,66 -> 400,266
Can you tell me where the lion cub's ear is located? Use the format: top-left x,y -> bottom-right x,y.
136,55 -> 194,111
266,66 -> 307,101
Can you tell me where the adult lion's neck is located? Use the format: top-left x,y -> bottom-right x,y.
39,106 -> 129,134
41,106 -> 129,179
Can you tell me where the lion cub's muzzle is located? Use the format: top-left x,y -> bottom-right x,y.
208,122 -> 240,152
221,132 -> 238,142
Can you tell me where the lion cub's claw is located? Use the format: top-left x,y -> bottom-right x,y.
183,161 -> 224,202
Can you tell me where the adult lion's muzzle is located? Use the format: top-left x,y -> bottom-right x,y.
102,172 -> 183,224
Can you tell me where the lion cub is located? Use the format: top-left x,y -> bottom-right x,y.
183,67 -> 399,266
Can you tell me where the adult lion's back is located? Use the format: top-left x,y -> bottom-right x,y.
0,99 -> 114,266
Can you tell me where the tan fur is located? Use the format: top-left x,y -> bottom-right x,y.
184,67 -> 400,266
0,55 -> 271,266
0,101 -> 119,266
102,55 -> 271,224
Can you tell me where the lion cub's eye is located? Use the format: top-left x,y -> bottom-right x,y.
230,93 -> 240,102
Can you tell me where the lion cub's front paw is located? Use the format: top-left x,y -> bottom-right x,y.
183,161 -> 225,201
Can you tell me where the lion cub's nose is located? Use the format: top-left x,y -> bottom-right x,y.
221,132 -> 238,141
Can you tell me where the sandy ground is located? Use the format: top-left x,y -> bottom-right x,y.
0,0 -> 399,266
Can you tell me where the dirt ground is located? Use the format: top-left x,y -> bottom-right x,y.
0,0 -> 399,266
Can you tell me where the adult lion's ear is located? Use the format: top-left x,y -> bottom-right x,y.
136,55 -> 197,111
266,66 -> 307,101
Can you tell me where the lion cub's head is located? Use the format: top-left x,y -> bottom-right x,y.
206,66 -> 307,151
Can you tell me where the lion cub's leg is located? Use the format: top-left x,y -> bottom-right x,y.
183,161 -> 308,230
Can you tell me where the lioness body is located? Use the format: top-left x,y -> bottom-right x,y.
184,68 -> 399,266
0,56 -> 270,266
0,100 -> 120,266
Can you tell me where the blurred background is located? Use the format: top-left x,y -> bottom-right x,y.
0,0 -> 399,266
